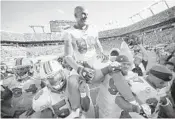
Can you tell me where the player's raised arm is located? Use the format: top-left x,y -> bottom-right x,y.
95,36 -> 109,62
95,36 -> 104,54
138,44 -> 148,62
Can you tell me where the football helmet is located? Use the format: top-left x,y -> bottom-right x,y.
13,58 -> 34,81
1,62 -> 7,74
41,59 -> 67,92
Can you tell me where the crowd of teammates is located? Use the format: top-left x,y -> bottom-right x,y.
1,5 -> 175,118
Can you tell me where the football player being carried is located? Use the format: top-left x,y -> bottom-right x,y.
2,58 -> 43,118
64,5 -> 142,118
21,59 -> 86,118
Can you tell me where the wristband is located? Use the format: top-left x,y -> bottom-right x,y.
80,92 -> 87,98
160,97 -> 171,106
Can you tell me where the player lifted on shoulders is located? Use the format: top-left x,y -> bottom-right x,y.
64,6 -> 142,118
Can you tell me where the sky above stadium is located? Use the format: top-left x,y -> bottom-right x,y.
1,0 -> 175,33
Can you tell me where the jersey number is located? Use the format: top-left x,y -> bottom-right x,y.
108,78 -> 118,95
52,99 -> 70,118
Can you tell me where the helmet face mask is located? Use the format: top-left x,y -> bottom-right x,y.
14,66 -> 32,77
47,70 -> 67,92
14,58 -> 34,80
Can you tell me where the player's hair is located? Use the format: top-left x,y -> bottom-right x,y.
110,50 -> 119,56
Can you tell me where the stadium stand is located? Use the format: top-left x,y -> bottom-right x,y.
1,7 -> 175,62
99,6 -> 175,53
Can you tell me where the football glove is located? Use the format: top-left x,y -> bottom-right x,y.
77,67 -> 95,83
140,104 -> 152,118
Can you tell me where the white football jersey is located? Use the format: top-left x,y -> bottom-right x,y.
63,25 -> 98,67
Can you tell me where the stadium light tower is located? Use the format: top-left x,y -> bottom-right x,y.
148,7 -> 155,15
162,0 -> 169,8
29,26 -> 36,33
137,13 -> 143,20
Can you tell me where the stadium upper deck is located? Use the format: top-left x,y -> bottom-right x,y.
99,6 -> 175,39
